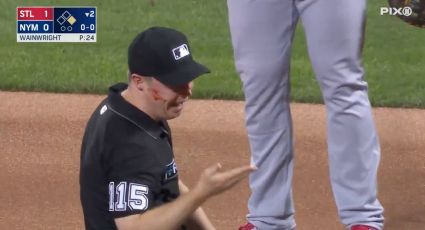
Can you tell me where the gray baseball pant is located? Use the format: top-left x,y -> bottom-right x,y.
227,0 -> 384,229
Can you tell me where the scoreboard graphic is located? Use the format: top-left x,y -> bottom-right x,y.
17,7 -> 97,43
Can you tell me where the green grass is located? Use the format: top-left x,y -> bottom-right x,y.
1,0 -> 424,107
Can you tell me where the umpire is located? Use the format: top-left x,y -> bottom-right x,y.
80,27 -> 254,230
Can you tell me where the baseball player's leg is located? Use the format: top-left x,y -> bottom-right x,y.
227,0 -> 298,229
296,0 -> 384,229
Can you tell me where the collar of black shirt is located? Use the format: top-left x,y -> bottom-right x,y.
107,83 -> 171,141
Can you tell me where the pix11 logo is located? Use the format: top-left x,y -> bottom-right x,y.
380,6 -> 413,16
380,0 -> 425,28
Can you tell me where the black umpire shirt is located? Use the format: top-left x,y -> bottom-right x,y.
80,83 -> 180,230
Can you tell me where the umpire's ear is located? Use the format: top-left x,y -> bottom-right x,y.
129,73 -> 148,91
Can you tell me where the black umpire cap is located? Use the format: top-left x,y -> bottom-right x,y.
128,26 -> 210,86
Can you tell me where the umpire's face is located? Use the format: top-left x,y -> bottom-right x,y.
148,77 -> 193,120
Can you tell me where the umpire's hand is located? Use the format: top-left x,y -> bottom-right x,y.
193,163 -> 257,199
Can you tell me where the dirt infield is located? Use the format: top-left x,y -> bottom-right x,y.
0,91 -> 424,230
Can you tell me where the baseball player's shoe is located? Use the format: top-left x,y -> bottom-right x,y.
239,222 -> 257,230
351,225 -> 378,230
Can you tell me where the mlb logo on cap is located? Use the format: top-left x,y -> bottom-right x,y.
172,44 -> 190,60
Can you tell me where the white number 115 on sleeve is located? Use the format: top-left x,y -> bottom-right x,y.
108,182 -> 149,212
